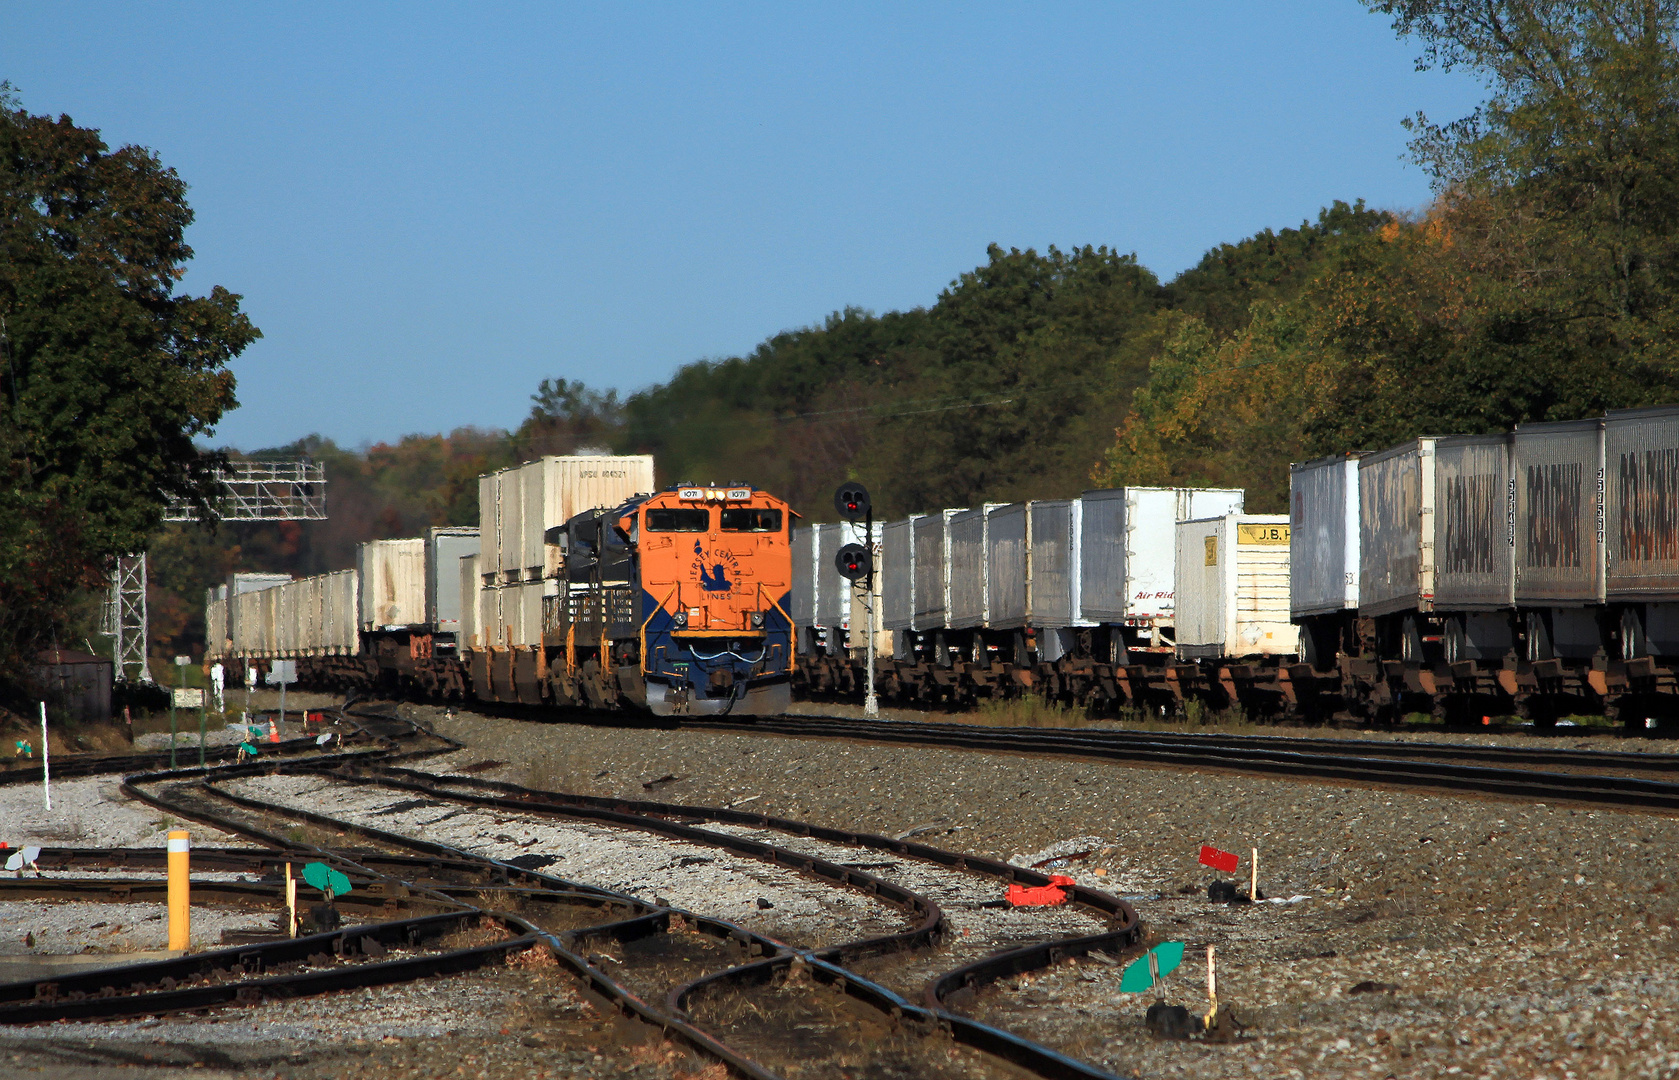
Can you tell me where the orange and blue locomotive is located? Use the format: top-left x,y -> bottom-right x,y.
546,483 -> 796,715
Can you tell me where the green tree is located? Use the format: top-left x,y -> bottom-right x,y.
519,378 -> 626,457
859,244 -> 1161,513
1166,200 -> 1394,337
0,91 -> 258,691
1366,0 -> 1679,383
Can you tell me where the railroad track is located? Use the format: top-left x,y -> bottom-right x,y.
0,704 -> 1155,1080
651,712 -> 1679,813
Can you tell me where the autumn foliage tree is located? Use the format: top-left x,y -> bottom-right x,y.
1098,3 -> 1679,503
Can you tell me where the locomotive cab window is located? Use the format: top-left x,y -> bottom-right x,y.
645,508 -> 711,532
721,508 -> 783,533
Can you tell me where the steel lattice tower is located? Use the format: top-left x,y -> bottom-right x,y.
109,461 -> 326,683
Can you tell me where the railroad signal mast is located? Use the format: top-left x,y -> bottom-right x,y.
833,482 -> 878,719
106,461 -> 327,684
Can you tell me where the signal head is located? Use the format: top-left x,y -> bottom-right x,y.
835,542 -> 870,582
834,482 -> 871,522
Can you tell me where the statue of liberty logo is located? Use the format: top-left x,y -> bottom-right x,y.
694,540 -> 733,593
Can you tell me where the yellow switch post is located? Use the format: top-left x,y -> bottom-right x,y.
167,830 -> 190,951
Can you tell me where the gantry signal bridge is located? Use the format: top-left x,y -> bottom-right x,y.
161,460 -> 327,522
109,460 -> 327,683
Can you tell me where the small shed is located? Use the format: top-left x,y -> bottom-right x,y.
34,649 -> 114,722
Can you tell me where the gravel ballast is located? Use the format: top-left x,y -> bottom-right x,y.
218,772 -> 915,951
412,703 -> 1679,1078
15,699 -> 1679,1078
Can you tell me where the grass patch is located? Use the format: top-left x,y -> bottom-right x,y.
968,697 -> 1090,728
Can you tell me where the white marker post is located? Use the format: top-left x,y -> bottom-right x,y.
38,703 -> 49,811
1251,847 -> 1259,901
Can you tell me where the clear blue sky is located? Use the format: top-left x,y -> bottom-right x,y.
6,2 -> 1484,451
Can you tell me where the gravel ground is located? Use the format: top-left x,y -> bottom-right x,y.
0,776 -> 248,849
580,816 -> 1111,999
0,899 -> 273,955
17,698 -> 1679,1078
218,772 -> 913,951
0,963 -> 727,1079
405,702 -> 1679,1079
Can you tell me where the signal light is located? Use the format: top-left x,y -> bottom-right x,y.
835,543 -> 870,582
834,482 -> 871,523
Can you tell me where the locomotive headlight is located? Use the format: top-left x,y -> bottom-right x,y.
750,611 -> 765,628
672,611 -> 688,629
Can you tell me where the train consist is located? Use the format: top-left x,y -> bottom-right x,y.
788,487 -> 1298,711
793,405 -> 1679,727
206,456 -> 797,716
207,402 -> 1679,728
1287,405 -> 1679,728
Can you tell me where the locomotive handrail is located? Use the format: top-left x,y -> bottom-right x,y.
640,584 -> 678,674
762,582 -> 797,673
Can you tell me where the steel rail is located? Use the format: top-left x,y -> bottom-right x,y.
279,764 -> 947,962
1,715 -> 796,1080
205,740 -> 1146,1079
0,734 -> 361,783
0,909 -> 535,1022
361,763 -> 1140,946
12,704 -> 1146,1079
27,846 -> 560,889
336,764 -> 1145,1077
664,713 -> 1679,812
794,717 -> 1679,771
76,766 -> 795,1079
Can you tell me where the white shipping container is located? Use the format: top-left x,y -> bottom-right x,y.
1289,456 -> 1363,618
253,587 -> 279,656
1605,405 -> 1679,599
357,538 -> 427,630
913,513 -> 950,629
320,570 -> 360,654
479,583 -> 504,649
520,580 -> 547,646
1359,438 -> 1441,618
1078,487 -> 1245,624
1028,500 -> 1080,628
205,588 -> 228,659
880,519 -> 915,632
946,508 -> 986,630
810,521 -> 874,637
426,527 -> 481,634
228,572 -> 292,596
521,463 -> 546,578
480,455 -> 656,586
459,555 -> 480,648
1512,419 -> 1605,605
1434,434 -> 1514,611
479,474 -> 501,584
790,525 -> 816,629
987,504 -> 1029,629
1175,515 -> 1297,659
846,522 -> 885,652
276,578 -> 301,656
